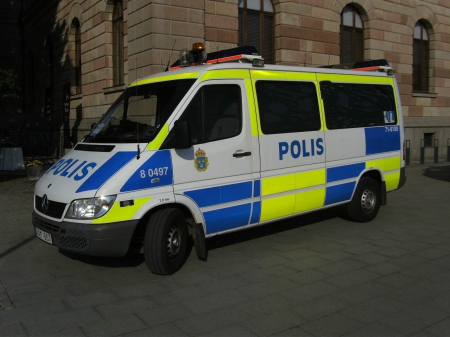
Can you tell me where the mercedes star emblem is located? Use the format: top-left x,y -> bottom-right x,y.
42,194 -> 49,213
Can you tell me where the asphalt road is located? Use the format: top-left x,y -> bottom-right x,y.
1,163 -> 450,336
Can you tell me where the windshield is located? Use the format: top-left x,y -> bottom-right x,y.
84,79 -> 196,143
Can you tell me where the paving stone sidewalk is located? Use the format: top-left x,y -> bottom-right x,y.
1,163 -> 450,336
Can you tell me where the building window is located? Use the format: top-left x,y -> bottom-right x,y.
26,51 -> 35,105
341,5 -> 363,63
424,133 -> 434,147
238,0 -> 274,64
413,21 -> 429,92
73,19 -> 82,94
113,0 -> 124,85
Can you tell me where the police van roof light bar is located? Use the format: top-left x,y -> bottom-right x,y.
321,59 -> 393,73
170,44 -> 262,70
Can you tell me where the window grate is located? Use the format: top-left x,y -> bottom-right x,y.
424,133 -> 434,147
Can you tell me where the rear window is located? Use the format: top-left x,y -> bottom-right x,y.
320,82 -> 397,130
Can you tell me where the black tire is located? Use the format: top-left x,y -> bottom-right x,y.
144,208 -> 189,275
346,177 -> 381,223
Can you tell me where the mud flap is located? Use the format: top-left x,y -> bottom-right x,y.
194,223 -> 207,261
381,181 -> 387,206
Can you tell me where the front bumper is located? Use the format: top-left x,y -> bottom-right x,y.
32,211 -> 139,257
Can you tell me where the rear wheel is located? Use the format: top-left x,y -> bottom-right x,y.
144,208 -> 189,275
347,177 -> 381,223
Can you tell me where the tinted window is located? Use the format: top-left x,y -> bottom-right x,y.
178,84 -> 242,145
320,82 -> 397,129
256,81 -> 321,134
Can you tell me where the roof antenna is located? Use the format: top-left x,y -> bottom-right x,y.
303,51 -> 306,67
165,40 -> 176,72
135,56 -> 140,160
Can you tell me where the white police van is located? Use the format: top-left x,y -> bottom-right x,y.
33,44 -> 406,274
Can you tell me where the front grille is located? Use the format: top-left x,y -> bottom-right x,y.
35,196 -> 67,219
34,217 -> 61,233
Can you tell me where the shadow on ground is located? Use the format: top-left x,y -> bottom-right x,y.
422,165 -> 450,182
207,205 -> 346,251
0,171 -> 26,182
60,250 -> 146,268
56,205 -> 346,270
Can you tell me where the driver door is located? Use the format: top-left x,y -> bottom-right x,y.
171,79 -> 259,235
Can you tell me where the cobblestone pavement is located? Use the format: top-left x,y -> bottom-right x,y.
1,163 -> 450,336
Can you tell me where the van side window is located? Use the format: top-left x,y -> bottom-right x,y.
179,84 -> 242,144
320,82 -> 397,129
256,81 -> 321,134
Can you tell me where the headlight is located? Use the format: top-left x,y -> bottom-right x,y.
65,195 -> 116,219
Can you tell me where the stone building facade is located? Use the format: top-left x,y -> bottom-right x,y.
1,0 -> 449,162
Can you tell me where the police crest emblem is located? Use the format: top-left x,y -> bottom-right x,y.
194,148 -> 209,172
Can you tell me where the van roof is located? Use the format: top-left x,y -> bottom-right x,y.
130,62 -> 392,88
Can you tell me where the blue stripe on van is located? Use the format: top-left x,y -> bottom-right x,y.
184,181 -> 253,208
222,181 -> 253,203
76,152 -> 136,193
365,127 -> 400,155
325,181 -> 356,205
204,203 -> 251,234
253,180 -> 261,197
120,150 -> 173,192
250,201 -> 261,224
327,163 -> 365,183
184,186 -> 220,208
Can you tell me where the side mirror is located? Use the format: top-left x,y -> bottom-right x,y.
174,120 -> 192,149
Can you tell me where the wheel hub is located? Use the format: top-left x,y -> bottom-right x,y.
361,188 -> 376,213
167,225 -> 181,258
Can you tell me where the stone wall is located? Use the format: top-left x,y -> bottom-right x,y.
9,0 -> 450,161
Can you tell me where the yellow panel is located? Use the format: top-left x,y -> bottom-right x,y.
260,194 -> 295,222
385,172 -> 400,191
294,188 -> 325,213
92,197 -> 152,224
131,72 -> 200,87
245,79 -> 261,136
285,71 -> 317,81
200,69 -> 250,81
147,124 -> 169,150
251,70 -> 286,80
262,173 -> 296,196
366,156 -> 401,172
296,169 -> 326,189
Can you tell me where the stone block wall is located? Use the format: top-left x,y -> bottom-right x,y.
12,0 -> 450,161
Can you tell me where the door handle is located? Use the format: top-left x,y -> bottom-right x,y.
233,151 -> 252,158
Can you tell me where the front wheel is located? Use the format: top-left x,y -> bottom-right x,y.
346,177 -> 381,223
144,208 -> 189,275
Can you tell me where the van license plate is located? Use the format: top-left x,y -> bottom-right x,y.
35,227 -> 53,244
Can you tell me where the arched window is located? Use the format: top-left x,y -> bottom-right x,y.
238,0 -> 274,64
113,0 -> 124,85
341,5 -> 363,63
72,18 -> 82,94
413,21 -> 429,92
